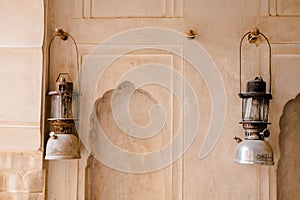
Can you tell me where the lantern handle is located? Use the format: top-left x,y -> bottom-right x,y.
239,28 -> 272,94
47,28 -> 81,94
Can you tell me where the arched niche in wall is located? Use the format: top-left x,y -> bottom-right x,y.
85,81 -> 170,199
277,93 -> 300,200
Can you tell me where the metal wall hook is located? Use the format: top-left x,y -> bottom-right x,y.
247,28 -> 260,44
55,28 -> 69,40
186,30 -> 199,39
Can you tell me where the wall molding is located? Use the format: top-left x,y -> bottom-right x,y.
0,126 -> 41,151
260,0 -> 300,16
73,0 -> 184,19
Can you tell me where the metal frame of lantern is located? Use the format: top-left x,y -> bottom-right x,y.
45,28 -> 81,160
234,28 -> 274,165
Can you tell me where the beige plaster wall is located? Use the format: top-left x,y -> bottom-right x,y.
44,0 -> 300,200
0,0 -> 45,199
277,94 -> 300,200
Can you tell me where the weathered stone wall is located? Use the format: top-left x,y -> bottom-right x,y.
0,0 -> 44,199
0,0 -> 297,199
45,0 -> 300,199
0,152 -> 44,199
277,94 -> 300,200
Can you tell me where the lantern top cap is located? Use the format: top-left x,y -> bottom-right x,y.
238,76 -> 272,98
55,73 -> 73,92
246,76 -> 266,93
56,73 -> 72,83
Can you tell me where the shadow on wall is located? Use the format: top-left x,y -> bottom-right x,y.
277,93 -> 300,200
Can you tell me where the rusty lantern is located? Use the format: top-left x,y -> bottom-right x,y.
45,29 -> 81,160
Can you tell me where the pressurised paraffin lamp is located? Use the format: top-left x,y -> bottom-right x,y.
45,28 -> 81,160
234,28 -> 274,165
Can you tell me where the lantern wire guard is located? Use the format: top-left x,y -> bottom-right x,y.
239,28 -> 272,99
234,28 -> 274,165
45,28 -> 81,160
47,28 -> 81,93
